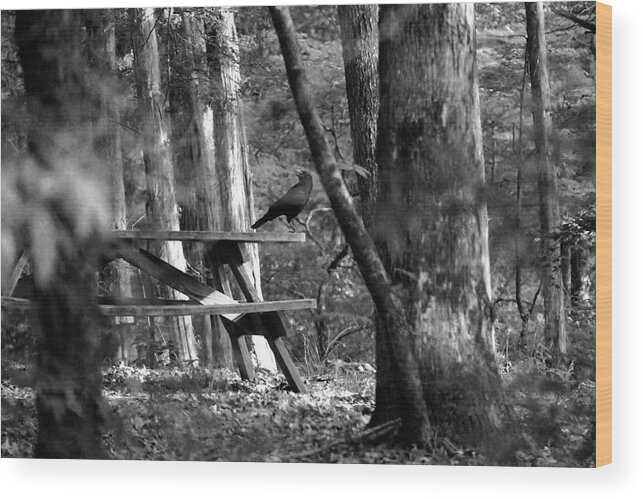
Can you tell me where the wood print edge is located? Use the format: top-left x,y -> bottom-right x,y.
595,1 -> 612,468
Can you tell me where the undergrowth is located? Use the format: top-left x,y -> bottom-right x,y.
2,353 -> 594,465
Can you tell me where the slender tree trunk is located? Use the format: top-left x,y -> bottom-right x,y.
14,9 -> 107,458
372,4 -> 503,442
560,239 -> 571,307
515,45 -> 530,344
129,8 -> 199,366
85,9 -> 134,362
525,2 -> 567,356
270,5 -> 432,444
570,243 -> 588,308
174,8 -> 217,367
337,4 -> 379,227
337,3 -> 400,418
210,8 -> 277,372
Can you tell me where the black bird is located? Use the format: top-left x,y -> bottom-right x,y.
252,169 -> 312,230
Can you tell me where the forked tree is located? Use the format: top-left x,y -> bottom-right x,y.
129,8 -> 199,365
209,7 -> 277,371
174,7 -> 277,370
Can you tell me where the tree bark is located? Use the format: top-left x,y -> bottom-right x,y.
372,4 -> 504,441
525,2 -> 567,356
14,9 -> 107,458
337,4 -> 379,227
270,5 -> 432,445
129,8 -> 199,366
210,8 -> 277,372
570,243 -> 588,308
85,9 -> 134,361
173,8 -> 218,367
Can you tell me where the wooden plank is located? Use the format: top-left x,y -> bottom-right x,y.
112,230 -> 305,243
96,297 -> 200,306
1,297 -> 32,310
230,334 -> 256,381
3,251 -> 29,296
97,299 -> 316,317
267,337 -> 307,394
227,256 -> 303,390
229,260 -> 294,338
1,296 -> 316,316
221,318 -> 256,381
114,245 -> 240,320
595,2 -> 612,468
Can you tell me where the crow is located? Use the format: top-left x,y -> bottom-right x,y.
252,169 -> 313,230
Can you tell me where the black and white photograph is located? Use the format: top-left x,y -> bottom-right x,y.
1,2 -> 605,467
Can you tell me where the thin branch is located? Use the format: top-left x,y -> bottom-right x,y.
551,7 -> 596,34
327,244 -> 350,274
279,419 -> 401,461
528,282 -> 542,316
324,324 -> 366,358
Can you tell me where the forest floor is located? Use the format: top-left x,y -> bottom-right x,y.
1,357 -> 595,466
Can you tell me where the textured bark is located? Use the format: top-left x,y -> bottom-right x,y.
270,6 -> 431,444
570,243 -> 588,308
372,4 -> 504,441
560,239 -> 571,307
14,9 -> 106,458
525,2 -> 567,356
210,8 -> 276,371
129,8 -> 199,366
174,9 -> 218,367
337,4 -> 379,227
85,9 -> 134,360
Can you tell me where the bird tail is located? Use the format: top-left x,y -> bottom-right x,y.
251,214 -> 271,229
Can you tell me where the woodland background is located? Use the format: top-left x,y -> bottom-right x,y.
1,2 -> 597,466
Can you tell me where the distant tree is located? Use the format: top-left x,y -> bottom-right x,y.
129,7 -> 199,366
209,7 -> 277,371
371,3 -> 504,441
525,2 -> 567,356
13,9 -> 108,458
85,9 -> 134,360
337,4 -> 379,227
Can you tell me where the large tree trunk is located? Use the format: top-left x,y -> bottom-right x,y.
525,2 -> 567,356
372,4 -> 503,441
270,6 -> 432,444
129,8 -> 199,366
210,8 -> 276,372
337,4 -> 379,227
14,9 -> 107,458
85,9 -> 134,362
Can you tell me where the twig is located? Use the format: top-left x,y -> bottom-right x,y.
279,419 -> 401,461
324,324 -> 366,359
327,244 -> 350,274
528,282 -> 542,316
551,7 -> 596,34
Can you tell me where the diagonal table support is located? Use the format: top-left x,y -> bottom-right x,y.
114,241 -> 308,392
210,241 -> 307,393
